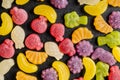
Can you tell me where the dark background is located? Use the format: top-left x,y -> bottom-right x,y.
0,0 -> 120,80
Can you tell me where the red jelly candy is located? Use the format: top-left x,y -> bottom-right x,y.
25,34 -> 43,51
10,7 -> 28,25
108,66 -> 120,80
31,16 -> 48,34
0,39 -> 15,58
50,23 -> 65,42
59,38 -> 76,56
74,77 -> 84,80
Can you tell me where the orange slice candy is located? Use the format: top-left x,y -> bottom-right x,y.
108,0 -> 120,7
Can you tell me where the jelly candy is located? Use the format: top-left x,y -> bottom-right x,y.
72,27 -> 93,44
98,31 -> 120,48
50,23 -> 65,42
0,12 -> 13,36
91,48 -> 116,66
11,26 -> 25,49
84,0 -> 108,16
44,42 -> 63,60
59,38 -> 76,56
0,39 -> 15,58
17,53 -> 38,73
10,7 -> 28,25
64,11 -> 88,28
16,71 -> 37,80
31,16 -> 47,34
25,34 -> 43,51
26,50 -> 48,65
94,15 -> 113,34
83,57 -> 96,80
34,5 -> 57,23
112,46 -> 120,62
78,0 -> 100,5
41,68 -> 58,80
76,40 -> 93,57
96,61 -> 109,80
15,0 -> 29,5
50,0 -> 68,9
108,0 -> 120,7
2,0 -> 14,9
52,61 -> 70,80
74,77 -> 83,80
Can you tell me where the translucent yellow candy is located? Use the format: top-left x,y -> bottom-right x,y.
17,53 -> 38,73
78,0 -> 100,5
34,5 -> 57,23
52,61 -> 70,80
0,12 -> 13,36
84,0 -> 108,16
83,57 -> 96,80
112,46 -> 120,62
2,0 -> 14,9
16,0 -> 29,5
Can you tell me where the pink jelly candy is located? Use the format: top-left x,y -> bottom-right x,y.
108,66 -> 120,80
0,39 -> 15,58
50,23 -> 65,42
74,77 -> 84,80
10,7 -> 28,25
25,34 -> 43,51
59,38 -> 76,56
31,16 -> 48,34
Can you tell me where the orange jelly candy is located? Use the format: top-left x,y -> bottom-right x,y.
108,0 -> 120,7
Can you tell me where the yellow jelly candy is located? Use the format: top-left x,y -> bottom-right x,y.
112,46 -> 120,62
16,0 -> 29,5
26,50 -> 48,65
52,61 -> 70,80
72,27 -> 93,44
83,57 -> 96,80
94,15 -> 113,34
17,53 -> 38,73
84,0 -> 108,16
0,12 -> 13,36
108,0 -> 120,7
34,5 -> 57,23
78,0 -> 100,5
16,71 -> 37,80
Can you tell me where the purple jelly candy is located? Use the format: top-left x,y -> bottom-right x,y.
91,48 -> 116,66
76,40 -> 93,57
67,56 -> 83,74
41,68 -> 58,80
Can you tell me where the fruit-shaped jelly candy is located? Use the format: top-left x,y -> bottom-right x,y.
72,27 -> 93,44
84,0 -> 108,16
96,61 -> 109,80
78,0 -> 100,5
2,0 -> 14,9
11,26 -> 25,49
26,50 -> 48,65
83,57 -> 96,80
10,7 -> 28,25
0,12 -> 13,36
98,31 -> 120,48
94,15 -> 113,34
44,42 -> 63,60
25,34 -> 43,51
0,39 -> 15,58
15,0 -> 29,5
108,66 -> 120,80
52,61 -> 70,80
59,38 -> 76,56
34,5 -> 57,23
16,71 -> 37,80
50,23 -> 65,42
64,11 -> 88,28
108,0 -> 120,7
112,46 -> 120,62
17,53 -> 38,73
74,77 -> 83,80
31,16 -> 48,34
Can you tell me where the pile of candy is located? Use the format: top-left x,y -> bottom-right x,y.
1,0 -> 120,80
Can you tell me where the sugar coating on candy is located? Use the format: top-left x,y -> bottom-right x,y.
50,23 -> 65,42
59,38 -> 76,56
2,0 -> 14,9
109,11 -> 120,29
91,48 -> 116,66
41,68 -> 58,80
67,56 -> 83,74
74,77 -> 83,80
25,34 -> 43,51
50,0 -> 68,9
76,40 -> 93,57
31,16 -> 48,34
10,7 -> 28,25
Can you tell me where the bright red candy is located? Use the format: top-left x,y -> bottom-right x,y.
25,34 -> 43,51
59,38 -> 76,56
0,39 -> 15,58
31,16 -> 48,34
74,77 -> 84,80
50,23 -> 65,42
